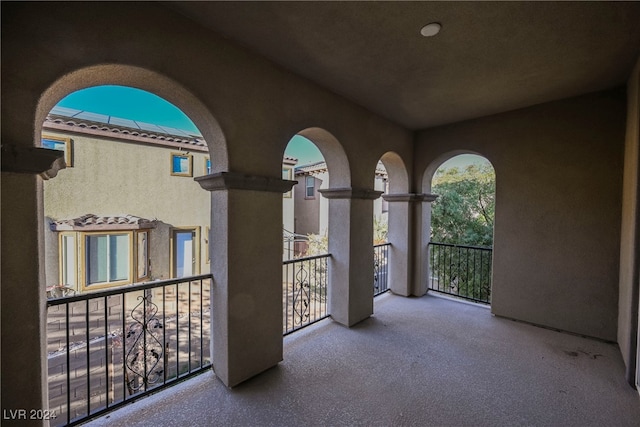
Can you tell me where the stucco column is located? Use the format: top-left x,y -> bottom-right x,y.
1,144 -> 64,426
382,193 -> 429,296
196,172 -> 295,387
319,187 -> 383,326
414,193 -> 439,297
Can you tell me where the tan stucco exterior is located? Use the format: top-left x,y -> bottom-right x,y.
42,127 -> 212,288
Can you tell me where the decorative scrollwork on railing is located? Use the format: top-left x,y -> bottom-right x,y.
373,251 -> 381,293
124,292 -> 164,395
447,273 -> 459,293
292,262 -> 311,326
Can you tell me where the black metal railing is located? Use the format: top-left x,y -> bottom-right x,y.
374,243 -> 390,296
428,242 -> 492,304
46,274 -> 212,426
283,254 -> 330,335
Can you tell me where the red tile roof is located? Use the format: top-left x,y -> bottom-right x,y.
50,214 -> 157,231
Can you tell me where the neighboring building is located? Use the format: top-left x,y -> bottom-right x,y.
294,160 -> 388,239
42,106 -> 212,293
282,155 -> 297,234
282,155 -> 300,260
42,106 -> 298,293
293,160 -> 388,256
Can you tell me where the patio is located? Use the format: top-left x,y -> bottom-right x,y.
87,293 -> 640,427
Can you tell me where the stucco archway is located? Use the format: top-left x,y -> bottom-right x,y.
280,127 -> 374,326
420,151 -> 496,303
280,129 -> 349,333
373,152 -> 416,296
295,127 -> 351,188
36,64 -> 228,172
32,65 -> 231,398
379,151 -> 409,194
36,64 -> 229,287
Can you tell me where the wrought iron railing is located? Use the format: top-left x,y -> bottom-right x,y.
283,254 -> 330,335
374,243 -> 390,296
46,274 -> 212,426
428,242 -> 492,304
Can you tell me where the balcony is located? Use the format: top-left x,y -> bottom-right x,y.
47,246 -> 390,425
83,293 -> 640,426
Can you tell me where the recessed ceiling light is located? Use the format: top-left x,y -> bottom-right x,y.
420,22 -> 441,37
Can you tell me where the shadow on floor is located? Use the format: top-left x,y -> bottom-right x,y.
88,293 -> 640,427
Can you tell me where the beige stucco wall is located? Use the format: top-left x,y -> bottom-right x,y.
617,56 -> 640,379
42,128 -> 212,286
416,89 -> 626,341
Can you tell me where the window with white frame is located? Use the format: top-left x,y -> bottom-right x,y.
57,229 -> 150,291
59,233 -> 77,288
85,233 -> 131,286
305,176 -> 315,198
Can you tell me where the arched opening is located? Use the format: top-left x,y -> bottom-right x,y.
373,152 -> 410,297
423,153 -> 496,305
43,86 -> 212,292
37,67 -> 227,425
280,129 -> 348,334
283,134 -> 327,260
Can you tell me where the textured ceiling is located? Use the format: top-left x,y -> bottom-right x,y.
168,1 -> 640,130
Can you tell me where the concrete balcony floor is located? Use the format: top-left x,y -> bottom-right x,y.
88,293 -> 640,426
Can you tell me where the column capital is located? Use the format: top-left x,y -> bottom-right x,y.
195,171 -> 296,193
318,187 -> 384,200
1,144 -> 66,179
382,193 -> 439,203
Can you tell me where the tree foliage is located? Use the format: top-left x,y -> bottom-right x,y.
373,215 -> 388,245
305,233 -> 328,256
431,163 -> 495,247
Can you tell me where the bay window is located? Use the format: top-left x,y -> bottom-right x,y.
57,229 -> 150,292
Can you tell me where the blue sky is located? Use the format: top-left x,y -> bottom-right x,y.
58,86 -> 201,133
57,85 -> 487,169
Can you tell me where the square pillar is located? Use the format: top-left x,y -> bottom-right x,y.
382,193 -> 431,296
1,145 -> 65,426
196,172 -> 295,387
415,194 -> 439,296
320,187 -> 382,326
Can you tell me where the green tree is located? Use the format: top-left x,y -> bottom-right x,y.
373,215 -> 388,244
429,163 -> 495,302
431,163 -> 495,247
305,233 -> 328,256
